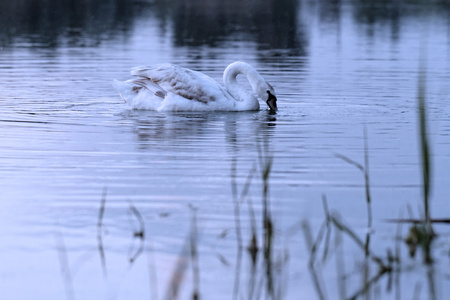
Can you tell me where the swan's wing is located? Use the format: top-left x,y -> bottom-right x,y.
126,77 -> 167,99
131,64 -> 228,104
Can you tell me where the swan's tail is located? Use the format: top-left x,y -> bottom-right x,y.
112,79 -> 135,104
112,78 -> 166,110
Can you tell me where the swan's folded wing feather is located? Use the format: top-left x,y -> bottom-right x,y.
127,78 -> 167,99
131,64 -> 228,104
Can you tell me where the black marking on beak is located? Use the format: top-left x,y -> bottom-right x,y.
266,91 -> 278,113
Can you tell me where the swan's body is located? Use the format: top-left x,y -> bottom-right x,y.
112,62 -> 277,112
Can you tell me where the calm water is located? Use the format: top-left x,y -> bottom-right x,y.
1,0 -> 450,299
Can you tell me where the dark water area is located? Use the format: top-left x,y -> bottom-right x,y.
1,0 -> 450,299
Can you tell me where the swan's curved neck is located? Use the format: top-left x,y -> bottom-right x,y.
223,62 -> 264,104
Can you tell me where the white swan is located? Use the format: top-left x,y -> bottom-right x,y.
112,61 -> 277,112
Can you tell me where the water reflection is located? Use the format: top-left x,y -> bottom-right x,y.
0,0 -> 136,48
1,0 -> 305,53
2,0 -> 449,66
352,0 -> 401,40
154,0 -> 305,53
127,110 -> 277,152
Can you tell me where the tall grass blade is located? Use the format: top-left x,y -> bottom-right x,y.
189,207 -> 200,300
55,232 -> 76,300
329,213 -> 387,269
302,220 -> 328,300
97,188 -> 107,277
417,53 -> 434,264
230,158 -> 256,300
164,207 -> 200,300
363,126 -> 372,230
321,195 -> 332,263
164,240 -> 189,300
257,138 -> 275,299
335,127 -> 373,255
230,156 -> 243,300
418,64 -> 431,224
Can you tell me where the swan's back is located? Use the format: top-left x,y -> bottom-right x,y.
131,64 -> 230,105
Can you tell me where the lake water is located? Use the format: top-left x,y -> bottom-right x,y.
1,0 -> 450,299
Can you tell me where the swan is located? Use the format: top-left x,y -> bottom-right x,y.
112,61 -> 277,112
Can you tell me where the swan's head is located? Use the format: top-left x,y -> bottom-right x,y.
258,82 -> 277,113
223,61 -> 278,112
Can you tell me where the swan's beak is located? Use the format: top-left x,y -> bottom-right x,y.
266,92 -> 278,113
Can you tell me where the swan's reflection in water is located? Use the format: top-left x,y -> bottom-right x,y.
127,110 -> 277,153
